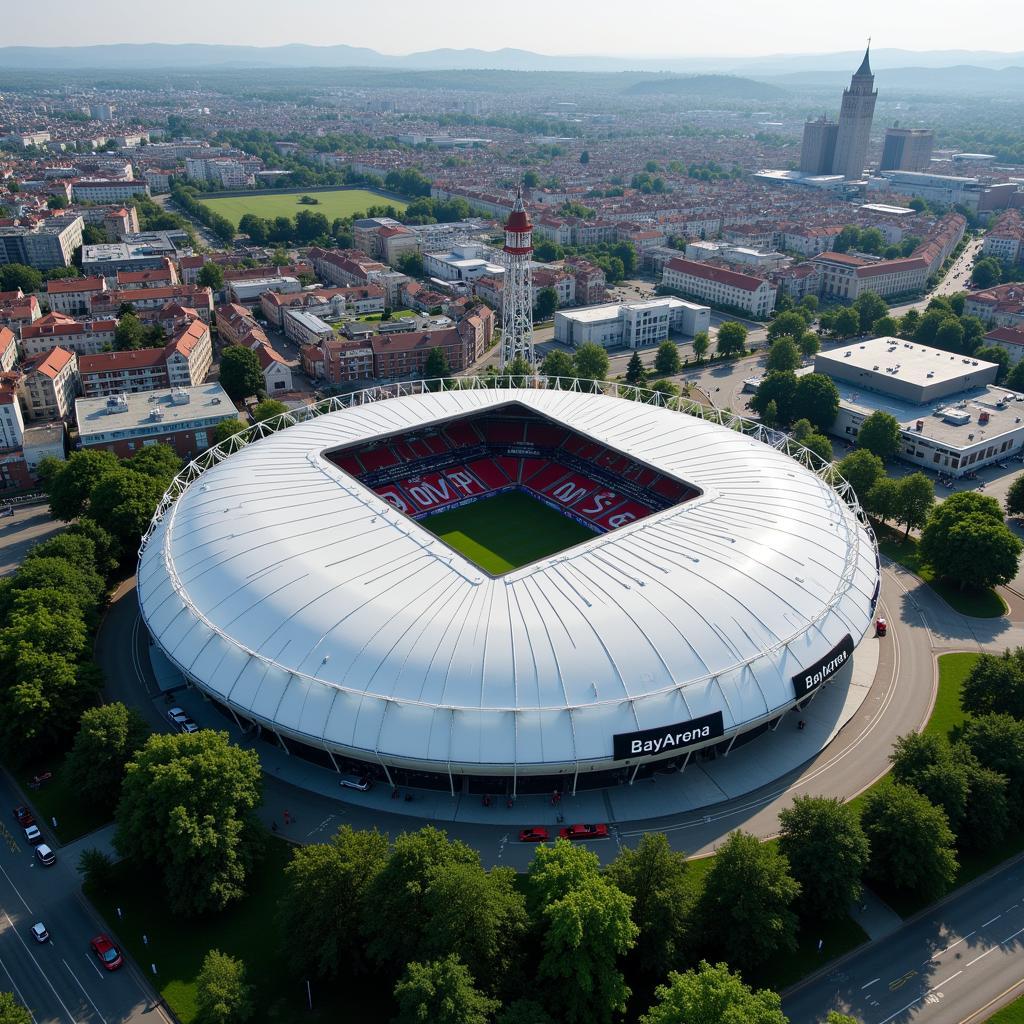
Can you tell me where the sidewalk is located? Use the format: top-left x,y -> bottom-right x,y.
154,635 -> 879,829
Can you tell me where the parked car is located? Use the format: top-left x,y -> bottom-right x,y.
30,922 -> 49,943
178,719 -> 199,734
558,823 -> 609,841
89,934 -> 123,971
339,774 -> 371,792
875,618 -> 887,637
0,506 -> 13,518
24,824 -> 43,845
35,844 -> 56,866
518,827 -> 550,843
13,806 -> 34,827
167,707 -> 188,725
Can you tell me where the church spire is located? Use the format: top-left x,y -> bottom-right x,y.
856,38 -> 872,77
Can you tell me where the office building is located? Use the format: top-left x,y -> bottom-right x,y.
0,216 -> 84,270
555,298 -> 710,351
880,126 -> 934,172
799,116 -> 839,175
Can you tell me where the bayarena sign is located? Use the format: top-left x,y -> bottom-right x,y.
613,711 -> 725,761
791,634 -> 855,699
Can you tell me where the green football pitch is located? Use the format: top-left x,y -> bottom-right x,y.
421,490 -> 598,574
196,188 -> 407,228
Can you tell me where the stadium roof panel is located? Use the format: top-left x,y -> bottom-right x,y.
138,388 -> 878,776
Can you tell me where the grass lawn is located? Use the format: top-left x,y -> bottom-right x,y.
197,188 -> 407,229
421,490 -> 597,574
989,992 -> 1024,1023
90,838 -> 389,1023
924,652 -> 974,739
16,754 -> 112,844
876,526 -> 1006,618
749,914 -> 869,991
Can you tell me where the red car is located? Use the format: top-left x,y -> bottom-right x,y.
89,935 -> 123,971
13,806 -> 34,827
875,618 -> 887,637
519,827 -> 550,843
558,823 -> 609,841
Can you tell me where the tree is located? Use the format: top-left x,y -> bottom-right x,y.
196,950 -> 253,1024
791,373 -> 840,431
857,410 -> 902,460
833,307 -> 861,339
920,492 -> 1022,591
396,250 -> 423,276
0,264 -> 43,294
422,862 -> 528,997
974,345 -> 1010,381
872,315 -> 900,337
936,318 -> 965,353
65,703 -> 148,813
129,443 -> 182,483
778,796 -> 870,920
364,826 -> 480,971
280,825 -> 389,980
522,171 -> 539,189
837,449 -> 885,502
114,730 -> 263,916
961,713 -> 1024,819
853,291 -> 888,334
972,257 -> 1001,289
0,993 -> 31,1024
527,840 -> 637,1024
798,431 -> 833,463
607,833 -> 698,980
219,346 -> 264,402
47,193 -> 69,209
40,449 -> 119,520
893,472 -> 935,536
79,847 -> 117,898
750,371 -> 797,425
213,419 -> 247,445
866,476 -> 900,522
716,322 -> 747,358
825,1015 -> 861,1024
574,342 -> 610,381
696,830 -> 800,971
625,351 -> 647,387
87,468 -> 168,553
765,336 -> 801,374
425,346 -> 452,382
889,732 -> 970,832
654,340 -> 680,377
861,783 -> 958,899
692,330 -> 710,363
639,961 -> 787,1024
114,312 -> 147,351
534,286 -> 559,321
394,955 -> 499,1024
497,1001 -> 554,1024
797,331 -> 820,359
767,310 -> 809,343
252,399 -> 288,423
760,399 -> 779,427
540,350 -> 575,379
197,263 -> 225,291
962,649 -> 1024,720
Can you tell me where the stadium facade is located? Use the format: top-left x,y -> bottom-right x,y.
138,385 -> 880,795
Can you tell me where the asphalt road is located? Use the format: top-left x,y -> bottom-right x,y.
783,855 -> 1024,1024
0,773 -> 167,1024
0,501 -> 64,579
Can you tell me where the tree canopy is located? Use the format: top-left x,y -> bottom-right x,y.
639,961 -> 788,1024
856,411 -> 902,460
393,955 -> 499,1024
219,346 -> 264,402
65,702 -> 149,813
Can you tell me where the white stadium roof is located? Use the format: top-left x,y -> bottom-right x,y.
138,387 -> 879,779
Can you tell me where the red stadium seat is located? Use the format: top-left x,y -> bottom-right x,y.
360,447 -> 399,471
495,456 -> 522,483
444,420 -> 483,448
519,458 -> 548,484
465,458 -> 510,490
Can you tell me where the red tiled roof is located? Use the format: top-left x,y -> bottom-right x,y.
665,257 -> 767,293
25,346 -> 75,378
46,276 -> 106,295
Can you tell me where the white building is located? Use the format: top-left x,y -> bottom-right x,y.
662,257 -> 776,317
283,309 -> 334,347
555,297 -> 710,351
684,241 -> 790,272
71,179 -> 150,204
423,243 -> 504,284
227,277 -> 302,306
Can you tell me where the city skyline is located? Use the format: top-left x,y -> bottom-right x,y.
3,0 -> 1024,56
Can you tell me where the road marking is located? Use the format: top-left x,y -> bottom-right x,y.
85,954 -> 104,978
0,948 -> 38,1023
931,931 -> 975,959
0,861 -> 34,914
982,915 -> 1000,927
929,970 -> 962,992
956,976 -> 1024,1023
3,912 -> 76,1023
64,958 -> 107,1022
965,947 -> 994,967
861,977 -> 879,989
1001,926 -> 1024,944
889,969 -> 917,991
879,995 -> 922,1023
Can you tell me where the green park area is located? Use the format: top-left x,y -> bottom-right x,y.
197,188 -> 407,229
989,993 -> 1024,1023
421,490 -> 597,573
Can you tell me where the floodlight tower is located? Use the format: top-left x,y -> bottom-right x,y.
500,187 -> 535,369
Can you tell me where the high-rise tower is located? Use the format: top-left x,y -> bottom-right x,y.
499,187 -> 535,369
832,43 -> 877,180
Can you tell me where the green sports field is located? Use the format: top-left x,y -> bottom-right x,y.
197,188 -> 407,228
422,490 -> 597,574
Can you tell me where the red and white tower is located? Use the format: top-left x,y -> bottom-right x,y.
500,187 -> 534,369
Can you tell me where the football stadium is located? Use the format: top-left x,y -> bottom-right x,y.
137,384 -> 881,795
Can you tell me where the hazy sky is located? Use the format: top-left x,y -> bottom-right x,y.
5,0 -> 1022,54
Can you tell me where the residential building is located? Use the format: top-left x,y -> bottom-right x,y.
0,327 -> 17,374
880,127 -> 935,172
662,257 -> 776,317
532,267 -> 575,308
0,374 -> 24,449
19,347 -> 79,421
810,252 -> 928,300
964,285 -> 1024,328
115,260 -> 179,290
92,286 -> 214,322
75,384 -> 236,459
45,276 -> 108,316
71,179 -> 150,204
562,258 -> 607,305
982,325 -> 1024,365
301,339 -> 374,384
0,216 -> 84,270
82,242 -> 179,278
283,309 -> 335,347
555,297 -> 710,350
22,422 -> 66,472
982,210 -> 1024,265
20,313 -> 117,357
227,276 -> 302,306
0,292 -> 41,334
423,243 -> 504,284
